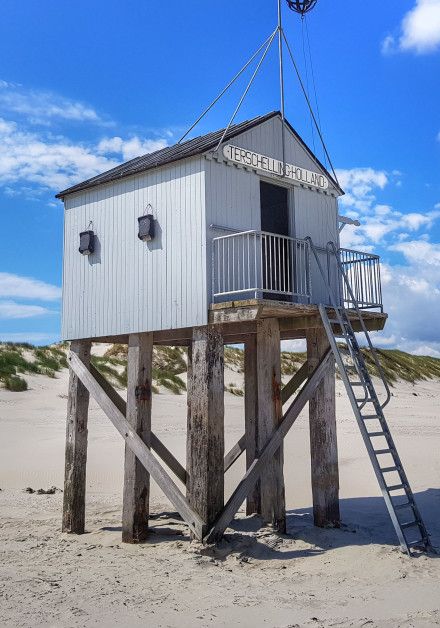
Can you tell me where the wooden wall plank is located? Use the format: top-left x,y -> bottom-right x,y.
62,340 -> 91,534
307,328 -> 340,527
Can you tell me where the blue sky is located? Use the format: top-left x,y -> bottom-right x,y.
0,0 -> 439,354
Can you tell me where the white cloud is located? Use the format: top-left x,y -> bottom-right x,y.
0,300 -> 54,319
379,250 -> 440,356
337,166 -> 440,357
382,0 -> 440,55
0,273 -> 61,301
390,239 -> 440,267
338,166 -> 440,250
97,136 -> 168,161
0,117 -> 120,190
0,80 -> 103,125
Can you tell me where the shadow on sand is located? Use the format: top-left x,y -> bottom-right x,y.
98,490 -> 439,559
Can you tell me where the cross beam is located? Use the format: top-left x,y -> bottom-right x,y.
204,350 -> 332,543
69,352 -> 204,538
224,361 -> 309,474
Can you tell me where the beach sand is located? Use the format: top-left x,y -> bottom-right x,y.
0,366 -> 439,627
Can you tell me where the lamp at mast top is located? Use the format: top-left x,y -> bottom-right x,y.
285,0 -> 318,15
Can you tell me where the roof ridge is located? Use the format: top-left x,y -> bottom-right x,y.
56,110 -> 343,198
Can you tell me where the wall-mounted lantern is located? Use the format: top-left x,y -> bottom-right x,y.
138,213 -> 155,242
79,230 -> 95,255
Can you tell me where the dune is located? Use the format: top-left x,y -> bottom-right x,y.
0,344 -> 439,627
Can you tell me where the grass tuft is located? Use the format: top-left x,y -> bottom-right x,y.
4,374 -> 28,391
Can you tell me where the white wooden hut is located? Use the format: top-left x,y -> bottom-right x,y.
58,111 -> 430,555
58,111 -> 383,341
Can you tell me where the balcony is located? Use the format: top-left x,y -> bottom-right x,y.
212,231 -> 383,311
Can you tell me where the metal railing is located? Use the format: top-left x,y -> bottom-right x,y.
212,230 -> 311,302
338,248 -> 383,311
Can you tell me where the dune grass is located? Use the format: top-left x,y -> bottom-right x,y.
1,341 -> 440,393
0,344 -> 69,391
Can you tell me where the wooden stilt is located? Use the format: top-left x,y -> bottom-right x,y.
205,351 -> 332,543
68,350 -> 204,539
186,326 -> 224,536
258,319 -> 286,531
307,328 -> 340,527
244,335 -> 260,515
62,339 -> 92,534
244,321 -> 286,530
122,333 -> 153,543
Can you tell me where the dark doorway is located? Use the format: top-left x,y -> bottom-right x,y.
260,181 -> 291,300
260,181 -> 289,236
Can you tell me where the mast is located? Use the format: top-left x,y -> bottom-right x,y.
277,0 -> 287,174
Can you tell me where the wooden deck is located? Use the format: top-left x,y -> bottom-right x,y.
209,299 -> 388,340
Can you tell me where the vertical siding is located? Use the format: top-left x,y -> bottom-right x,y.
294,187 -> 339,304
204,115 -> 340,305
62,157 -> 207,340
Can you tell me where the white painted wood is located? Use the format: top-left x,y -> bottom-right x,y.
61,113 -> 342,340
62,157 -> 207,340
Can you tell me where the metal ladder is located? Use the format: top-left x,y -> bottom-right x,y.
307,238 -> 432,555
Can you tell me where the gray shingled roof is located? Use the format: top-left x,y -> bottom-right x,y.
57,111 -> 341,198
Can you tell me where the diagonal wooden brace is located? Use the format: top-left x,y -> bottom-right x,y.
223,361 -> 309,474
204,350 -> 332,544
90,365 -> 187,485
69,352 -> 204,539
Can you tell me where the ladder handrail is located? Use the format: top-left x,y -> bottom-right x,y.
305,237 -> 391,409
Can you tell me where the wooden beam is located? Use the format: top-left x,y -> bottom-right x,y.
90,364 -> 187,485
62,340 -> 92,534
224,364 -> 308,476
122,334 -> 153,543
204,350 -> 332,543
68,351 -> 205,539
187,326 -> 225,537
244,335 -> 260,516
248,320 -> 286,530
281,361 -> 309,405
307,329 -> 340,528
224,434 -> 246,472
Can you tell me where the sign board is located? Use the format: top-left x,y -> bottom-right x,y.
223,144 -> 329,191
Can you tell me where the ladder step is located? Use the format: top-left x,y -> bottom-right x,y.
387,484 -> 405,492
380,466 -> 398,473
394,501 -> 412,511
401,521 -> 419,530
368,431 -> 386,437
375,448 -> 391,455
350,382 -> 365,387
407,537 -> 428,548
363,414 -> 380,420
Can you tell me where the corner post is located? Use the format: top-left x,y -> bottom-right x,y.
187,325 -> 224,537
307,327 -> 340,527
122,333 -> 153,543
62,339 -> 92,534
245,320 -> 285,531
244,334 -> 260,515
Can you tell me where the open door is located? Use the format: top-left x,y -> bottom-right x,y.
260,181 -> 291,299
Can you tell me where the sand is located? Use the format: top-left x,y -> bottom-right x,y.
0,365 -> 439,627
